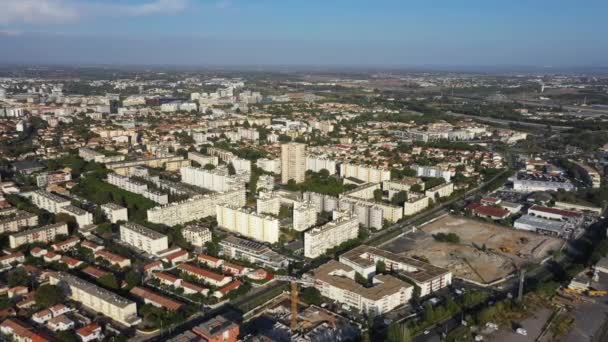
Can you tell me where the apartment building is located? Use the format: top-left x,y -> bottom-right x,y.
424,182 -> 454,199
403,195 -> 430,216
180,166 -> 245,193
9,223 -> 68,248
219,235 -> 289,270
304,213 -> 359,258
78,147 -> 125,164
182,225 -> 212,247
192,316 -> 239,342
60,205 -> 93,227
101,203 -> 128,223
36,170 -> 72,187
216,204 -> 280,243
306,156 -> 337,175
31,190 -> 70,213
120,222 -> 168,255
147,187 -> 246,226
106,155 -> 190,175
339,183 -> 381,200
0,209 -> 38,234
311,260 -> 412,315
340,245 -> 453,297
256,192 -> 281,216
107,173 -> 168,204
293,201 -> 317,232
237,127 -> 260,141
339,163 -> 391,183
412,165 -> 452,182
187,152 -> 218,167
281,142 -> 306,184
383,178 -> 425,198
49,272 -> 141,327
256,158 -> 281,174
257,174 -> 275,192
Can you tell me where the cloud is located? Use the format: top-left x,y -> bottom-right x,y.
0,0 -> 190,25
0,0 -> 79,24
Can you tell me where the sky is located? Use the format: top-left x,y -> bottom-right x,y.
0,0 -> 607,69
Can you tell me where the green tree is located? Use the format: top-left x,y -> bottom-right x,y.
391,191 -> 408,206
301,287 -> 322,306
203,163 -> 216,170
227,162 -> 236,175
410,184 -> 423,193
386,323 -> 412,342
124,270 -> 142,289
35,284 -> 65,308
373,189 -> 384,202
98,274 -> 119,289
376,260 -> 386,274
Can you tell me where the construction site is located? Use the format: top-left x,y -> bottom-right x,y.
382,215 -> 565,284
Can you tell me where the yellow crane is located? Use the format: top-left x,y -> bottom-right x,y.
274,275 -> 317,330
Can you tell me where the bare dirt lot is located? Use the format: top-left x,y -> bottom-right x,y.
382,215 -> 565,284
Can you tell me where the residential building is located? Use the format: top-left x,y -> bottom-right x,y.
216,204 -> 280,243
293,201 -> 317,232
182,225 -> 212,247
177,263 -> 232,287
383,178 -> 425,199
339,163 -> 391,183
424,182 -> 454,199
9,223 -> 68,248
256,158 -> 281,175
101,203 -> 128,223
147,187 -> 246,226
130,287 -> 183,311
281,142 -> 306,184
0,209 -> 38,234
180,166 -> 246,193
219,235 -> 289,270
49,272 -> 141,327
306,156 -> 337,175
192,316 -> 239,342
187,152 -> 218,167
304,213 -> 359,258
412,165 -> 452,182
311,260 -> 412,315
256,192 -> 281,216
0,319 -> 50,342
36,170 -> 71,187
403,195 -> 430,217
340,245 -> 452,297
120,222 -> 169,255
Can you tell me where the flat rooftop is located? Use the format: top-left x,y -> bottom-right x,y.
341,245 -> 451,283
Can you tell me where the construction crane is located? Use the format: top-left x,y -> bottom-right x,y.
274,275 -> 317,330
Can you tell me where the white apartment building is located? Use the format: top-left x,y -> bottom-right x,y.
257,174 -> 275,191
424,182 -> 454,199
281,142 -> 306,184
216,204 -> 280,244
340,245 -> 453,298
182,225 -> 212,247
311,260 -> 412,315
180,166 -> 245,193
49,272 -> 141,327
101,203 -> 128,223
187,152 -> 218,167
219,235 -> 289,270
293,201 -> 317,232
31,190 -> 70,213
412,165 -> 453,182
237,127 -> 260,141
0,209 -> 38,234
306,156 -> 337,175
147,187 -> 246,226
256,158 -> 281,174
230,157 -> 252,174
339,163 -> 391,183
9,223 -> 69,248
383,178 -> 425,198
107,173 -> 168,204
403,195 -> 430,216
120,222 -> 168,255
60,205 -> 93,227
257,192 -> 281,216
304,213 -> 359,258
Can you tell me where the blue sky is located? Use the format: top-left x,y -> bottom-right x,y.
0,0 -> 607,68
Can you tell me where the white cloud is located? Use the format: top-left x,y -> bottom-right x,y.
0,0 -> 79,24
0,0 -> 190,25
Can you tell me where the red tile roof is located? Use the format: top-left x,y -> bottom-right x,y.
178,263 -> 227,282
130,287 -> 183,311
529,205 -> 581,218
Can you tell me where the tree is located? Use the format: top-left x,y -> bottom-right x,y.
355,272 -> 369,287
301,287 -> 322,306
205,241 -> 220,257
227,162 -> 236,175
124,270 -> 142,289
386,323 -> 412,342
7,268 -> 29,287
376,260 -> 386,274
391,191 -> 408,206
203,163 -> 216,170
35,284 -> 65,308
98,274 -> 119,289
410,184 -> 423,193
373,189 -> 384,202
